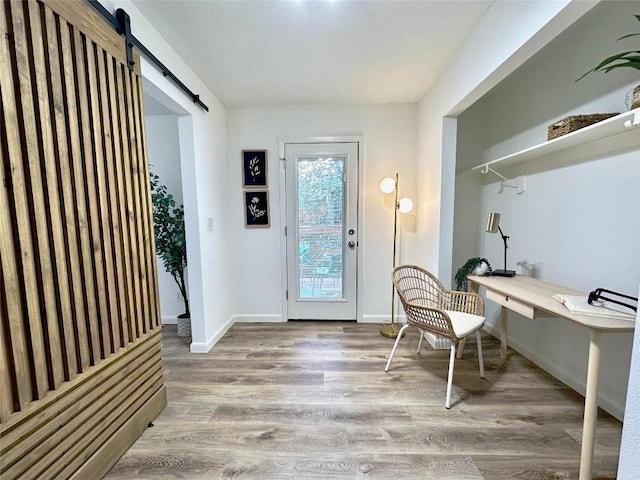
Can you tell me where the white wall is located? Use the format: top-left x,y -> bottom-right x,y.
454,1 -> 640,419
145,114 -> 186,321
227,104 -> 417,321
104,0 -> 232,353
415,0 -> 597,284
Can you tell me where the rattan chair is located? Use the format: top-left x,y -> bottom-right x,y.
385,265 -> 485,408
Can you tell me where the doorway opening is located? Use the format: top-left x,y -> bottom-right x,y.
142,88 -> 191,328
280,138 -> 363,321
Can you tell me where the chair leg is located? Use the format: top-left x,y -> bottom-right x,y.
416,331 -> 424,354
456,337 -> 465,359
385,324 -> 410,372
445,343 -> 456,409
476,330 -> 485,378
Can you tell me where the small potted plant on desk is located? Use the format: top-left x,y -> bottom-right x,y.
150,171 -> 190,336
454,257 -> 492,292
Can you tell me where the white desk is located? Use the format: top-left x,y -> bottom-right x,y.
467,275 -> 636,480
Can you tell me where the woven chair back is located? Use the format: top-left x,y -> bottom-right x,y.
392,265 -> 456,341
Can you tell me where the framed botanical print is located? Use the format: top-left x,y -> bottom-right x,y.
242,149 -> 268,188
244,190 -> 270,228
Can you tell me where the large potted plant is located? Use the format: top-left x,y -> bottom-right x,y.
150,171 -> 190,336
577,13 -> 640,109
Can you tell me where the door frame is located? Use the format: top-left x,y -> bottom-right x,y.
278,136 -> 364,323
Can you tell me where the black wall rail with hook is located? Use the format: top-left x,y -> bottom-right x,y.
88,0 -> 209,112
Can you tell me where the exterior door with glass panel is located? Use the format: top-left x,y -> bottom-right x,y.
285,142 -> 358,320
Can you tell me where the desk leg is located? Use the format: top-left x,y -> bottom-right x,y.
500,306 -> 507,359
458,281 -> 479,360
579,331 -> 601,480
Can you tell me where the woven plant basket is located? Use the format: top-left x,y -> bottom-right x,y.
177,315 -> 191,337
548,113 -> 618,140
632,84 -> 640,110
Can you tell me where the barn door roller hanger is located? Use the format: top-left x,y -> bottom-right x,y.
88,0 -> 209,112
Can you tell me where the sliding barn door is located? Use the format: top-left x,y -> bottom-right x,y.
0,0 -> 165,478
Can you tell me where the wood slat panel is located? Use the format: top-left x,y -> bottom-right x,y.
1,331 -> 164,479
1,2 -> 19,421
98,52 -> 126,351
0,271 -> 13,422
3,341 -> 163,478
85,40 -> 116,358
58,18 -> 91,371
122,70 -> 145,340
48,372 -> 164,480
44,5 -> 86,377
70,386 -> 167,480
0,329 -> 162,448
116,65 -> 141,342
129,73 -> 150,334
0,1 -> 29,415
28,0 -> 75,385
107,55 -> 134,346
70,25 -> 102,365
54,379 -> 165,480
21,0 -> 67,391
4,0 -> 49,402
136,76 -> 162,328
95,46 -> 122,352
0,110 -> 19,422
1,0 -> 165,477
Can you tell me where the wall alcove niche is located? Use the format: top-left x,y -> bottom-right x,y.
452,0 -> 639,423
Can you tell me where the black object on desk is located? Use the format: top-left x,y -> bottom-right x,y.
588,288 -> 638,313
492,269 -> 516,277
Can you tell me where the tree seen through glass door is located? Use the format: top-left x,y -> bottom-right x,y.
297,157 -> 344,299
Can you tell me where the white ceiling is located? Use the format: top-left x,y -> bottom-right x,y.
132,0 -> 494,107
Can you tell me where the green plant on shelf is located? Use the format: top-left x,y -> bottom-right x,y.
576,14 -> 640,81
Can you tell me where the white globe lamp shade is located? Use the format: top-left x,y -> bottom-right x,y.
398,197 -> 413,214
379,177 -> 395,194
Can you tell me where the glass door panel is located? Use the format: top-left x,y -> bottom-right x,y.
297,156 -> 344,300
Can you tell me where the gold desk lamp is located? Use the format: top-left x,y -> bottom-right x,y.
486,212 -> 516,277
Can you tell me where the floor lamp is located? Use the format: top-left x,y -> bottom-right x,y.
380,173 -> 413,338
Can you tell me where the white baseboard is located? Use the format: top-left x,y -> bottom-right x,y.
188,315 -> 283,353
232,314 -> 284,323
161,316 -> 177,325
483,323 -> 624,420
189,316 -> 234,354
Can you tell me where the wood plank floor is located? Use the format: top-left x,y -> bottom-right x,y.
104,322 -> 622,479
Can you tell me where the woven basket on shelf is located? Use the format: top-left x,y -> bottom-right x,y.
631,84 -> 640,110
547,113 -> 618,140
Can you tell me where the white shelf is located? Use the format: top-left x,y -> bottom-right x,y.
472,108 -> 640,176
